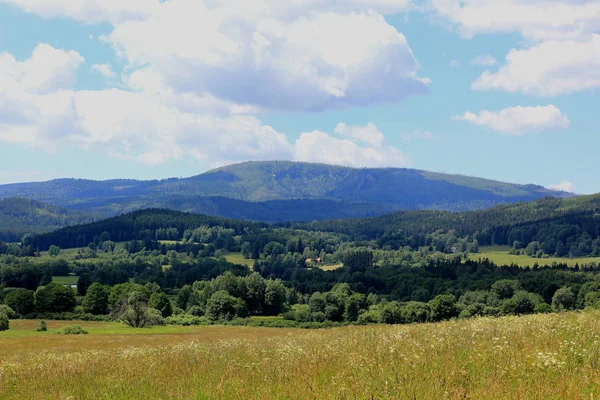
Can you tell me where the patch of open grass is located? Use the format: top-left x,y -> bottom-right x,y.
319,263 -> 344,271
470,246 -> 600,267
51,275 -> 78,285
2,313 -> 600,399
221,251 -> 253,267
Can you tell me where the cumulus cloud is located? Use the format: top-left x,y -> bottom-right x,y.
107,3 -> 429,111
0,44 -> 293,165
470,54 -> 496,66
91,64 -> 116,79
0,2 -> 431,167
455,105 -> 570,135
295,123 -> 410,167
2,1 -> 429,112
472,35 -> 600,96
0,44 -> 83,95
547,181 -> 576,193
430,0 -> 600,42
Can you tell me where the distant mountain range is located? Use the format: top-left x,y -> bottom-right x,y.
0,161 -> 572,239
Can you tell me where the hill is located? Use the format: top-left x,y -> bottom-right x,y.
0,162 -> 569,223
0,198 -> 94,242
24,193 -> 600,258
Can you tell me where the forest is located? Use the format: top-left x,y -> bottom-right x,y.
2,204 -> 600,329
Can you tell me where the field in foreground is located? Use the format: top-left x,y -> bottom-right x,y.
469,246 -> 600,267
2,313 -> 600,399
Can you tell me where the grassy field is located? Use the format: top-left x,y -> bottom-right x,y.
319,263 -> 344,271
221,251 -> 252,267
3,312 -> 600,399
469,246 -> 600,267
51,275 -> 78,285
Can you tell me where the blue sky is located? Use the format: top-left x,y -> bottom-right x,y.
0,1 -> 598,193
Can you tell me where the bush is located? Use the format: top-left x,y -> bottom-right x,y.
37,320 -> 48,332
58,325 -> 88,335
165,314 -> 210,326
534,303 -> 552,314
0,304 -> 16,319
458,309 -> 472,319
0,313 -> 8,331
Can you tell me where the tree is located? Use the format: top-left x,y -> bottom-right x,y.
264,279 -> 286,315
34,283 -> 76,313
115,292 -> 164,328
245,273 -> 266,314
344,293 -> 365,322
177,285 -> 193,310
501,291 -> 541,315
491,280 -> 521,300
263,242 -> 286,257
429,294 -> 459,321
0,304 -> 16,319
380,301 -> 403,324
4,288 -> 35,316
401,302 -> 431,324
48,245 -> 61,257
552,287 -> 576,311
77,272 -> 93,296
0,313 -> 8,331
82,283 -> 110,315
205,291 -> 248,321
149,292 -> 173,317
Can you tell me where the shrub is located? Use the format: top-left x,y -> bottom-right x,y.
165,314 -> 210,326
37,320 -> 48,332
534,303 -> 552,314
0,304 -> 16,319
58,325 -> 88,335
0,313 -> 8,331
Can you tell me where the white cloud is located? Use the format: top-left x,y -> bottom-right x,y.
0,44 -> 293,166
472,35 -> 600,96
0,0 -> 158,24
0,44 -> 83,95
91,64 -> 115,78
547,181 -> 576,193
449,60 -> 460,67
0,2 -> 427,168
1,2 -> 429,111
470,54 -> 496,66
455,105 -> 570,135
294,123 -> 410,167
402,130 -> 436,140
430,0 -> 600,42
107,4 -> 429,111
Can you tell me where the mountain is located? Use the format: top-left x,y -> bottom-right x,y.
0,161 -> 570,223
0,198 -> 94,242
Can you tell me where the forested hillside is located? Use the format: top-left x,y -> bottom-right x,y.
292,194 -> 600,257
21,193 -> 600,258
0,198 -> 94,242
0,162 -> 568,223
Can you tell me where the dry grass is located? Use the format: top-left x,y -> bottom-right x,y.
2,313 -> 600,399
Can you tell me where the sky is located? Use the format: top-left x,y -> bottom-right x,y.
0,1 -> 598,194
